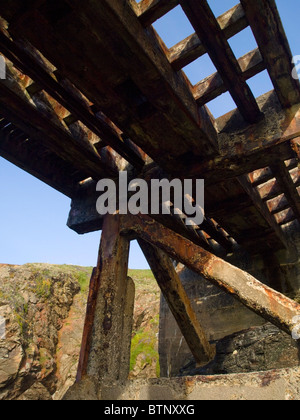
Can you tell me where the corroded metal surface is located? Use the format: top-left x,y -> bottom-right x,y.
123,214 -> 300,337
77,214 -> 134,383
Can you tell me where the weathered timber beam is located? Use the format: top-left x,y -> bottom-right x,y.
270,160 -> 300,221
0,121 -> 85,198
65,0 -> 218,151
257,179 -> 283,202
179,0 -> 262,123
0,68 -> 116,179
77,214 -> 134,382
201,218 -> 233,253
206,188 -> 289,254
168,3 -> 248,71
193,48 -> 264,106
136,0 -> 179,27
267,194 -> 290,215
123,214 -> 300,336
187,142 -> 295,186
249,167 -> 274,188
238,174 -> 289,250
67,180 -> 104,234
204,178 -> 289,254
240,0 -> 300,108
0,31 -> 145,169
138,239 -> 216,366
185,91 -> 300,182
257,167 -> 300,201
3,0 -> 218,174
275,208 -> 297,226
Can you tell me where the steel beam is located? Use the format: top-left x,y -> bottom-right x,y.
123,214 -> 300,337
139,239 -> 216,366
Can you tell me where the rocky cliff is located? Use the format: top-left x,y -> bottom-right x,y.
0,264 -> 160,400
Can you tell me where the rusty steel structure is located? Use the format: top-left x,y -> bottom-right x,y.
0,0 -> 300,385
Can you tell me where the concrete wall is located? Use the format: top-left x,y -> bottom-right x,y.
159,220 -> 300,377
64,367 -> 300,400
159,265 -> 266,377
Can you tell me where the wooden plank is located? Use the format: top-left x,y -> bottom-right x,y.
69,0 -> 218,151
123,214 -> 300,336
3,0 -> 218,174
169,3 -> 248,71
193,48 -> 264,106
185,91 -> 300,183
201,218 -> 233,253
138,239 -> 216,366
270,160 -> 300,220
0,67 -> 116,180
137,0 -> 179,26
179,0 -> 262,123
0,31 -> 145,169
67,180 -> 104,234
267,194 -> 290,215
187,142 -> 294,187
248,167 -> 274,188
258,167 -> 300,201
258,179 -> 282,202
0,121 -> 86,197
275,208 -> 297,226
77,214 -> 134,382
240,0 -> 300,108
204,175 -> 288,254
4,57 -> 103,154
286,158 -> 298,170
238,174 -> 289,250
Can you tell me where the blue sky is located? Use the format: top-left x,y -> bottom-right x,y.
0,1 -> 299,268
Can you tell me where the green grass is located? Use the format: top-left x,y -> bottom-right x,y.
128,269 -> 159,296
25,264 -> 93,295
128,269 -> 154,281
128,269 -> 160,377
130,313 -> 160,377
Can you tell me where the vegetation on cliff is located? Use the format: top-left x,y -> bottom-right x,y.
0,263 -> 160,400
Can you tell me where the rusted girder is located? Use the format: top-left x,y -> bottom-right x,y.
77,214 -> 135,383
123,214 -> 300,337
138,239 -> 216,366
